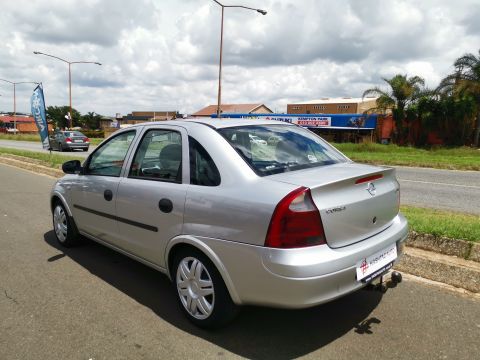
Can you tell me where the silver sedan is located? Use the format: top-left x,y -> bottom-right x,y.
50,118 -> 408,328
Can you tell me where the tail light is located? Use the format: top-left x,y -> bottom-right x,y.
84,137 -> 90,143
265,187 -> 326,248
65,137 -> 72,143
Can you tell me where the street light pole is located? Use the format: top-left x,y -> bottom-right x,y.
33,51 -> 101,129
212,1 -> 267,118
0,79 -> 40,133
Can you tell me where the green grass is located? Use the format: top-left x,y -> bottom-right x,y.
0,133 -> 104,145
0,147 -> 83,169
0,134 -> 42,142
334,143 -> 480,171
401,205 -> 480,243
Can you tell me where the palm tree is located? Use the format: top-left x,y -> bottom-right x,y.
363,74 -> 425,143
438,49 -> 480,147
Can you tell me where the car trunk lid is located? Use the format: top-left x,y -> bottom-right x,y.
268,163 -> 400,248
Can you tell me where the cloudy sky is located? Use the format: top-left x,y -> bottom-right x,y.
0,0 -> 479,117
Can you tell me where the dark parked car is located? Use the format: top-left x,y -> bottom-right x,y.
49,131 -> 90,152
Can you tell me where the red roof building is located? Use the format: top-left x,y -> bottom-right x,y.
0,115 -> 52,133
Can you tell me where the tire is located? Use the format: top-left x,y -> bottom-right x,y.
83,148 -> 88,152
59,143 -> 63,152
52,201 -> 80,247
172,248 -> 238,328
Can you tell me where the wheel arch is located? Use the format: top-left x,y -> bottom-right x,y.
50,192 -> 73,217
165,236 -> 242,305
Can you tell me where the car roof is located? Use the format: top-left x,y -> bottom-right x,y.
127,118 -> 294,130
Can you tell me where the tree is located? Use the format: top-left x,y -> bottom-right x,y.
46,106 -> 81,129
411,93 -> 476,146
81,112 -> 102,130
438,49 -> 480,147
363,74 -> 426,143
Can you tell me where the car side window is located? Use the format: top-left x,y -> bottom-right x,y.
85,130 -> 136,177
189,136 -> 220,186
129,129 -> 182,183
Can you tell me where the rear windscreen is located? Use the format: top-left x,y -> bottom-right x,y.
218,124 -> 348,176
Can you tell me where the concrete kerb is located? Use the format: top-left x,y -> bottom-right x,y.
1,153 -> 479,293
406,231 -> 479,263
0,154 -> 63,178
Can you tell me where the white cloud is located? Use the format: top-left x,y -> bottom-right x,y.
0,0 -> 479,116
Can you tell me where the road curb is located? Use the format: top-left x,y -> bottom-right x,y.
406,231 -> 479,263
395,247 -> 480,293
0,154 -> 63,178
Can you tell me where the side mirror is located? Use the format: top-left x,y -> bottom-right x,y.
62,160 -> 82,174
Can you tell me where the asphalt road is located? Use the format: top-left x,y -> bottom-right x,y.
396,166 -> 480,215
0,139 -> 479,213
0,164 -> 479,360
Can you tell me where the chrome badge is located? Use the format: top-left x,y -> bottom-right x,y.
367,182 -> 376,196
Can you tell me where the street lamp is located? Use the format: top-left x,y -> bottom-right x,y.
33,51 -> 101,129
0,79 -> 40,134
212,1 -> 266,118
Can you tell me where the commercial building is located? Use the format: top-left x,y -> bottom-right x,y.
217,112 -> 386,143
287,97 -> 378,115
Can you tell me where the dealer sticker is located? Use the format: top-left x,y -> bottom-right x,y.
356,243 -> 397,282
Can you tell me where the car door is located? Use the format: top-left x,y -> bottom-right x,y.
114,126 -> 188,268
69,129 -> 138,244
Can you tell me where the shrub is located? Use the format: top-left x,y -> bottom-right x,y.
80,129 -> 104,138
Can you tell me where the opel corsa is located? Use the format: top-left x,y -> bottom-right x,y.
51,119 -> 408,328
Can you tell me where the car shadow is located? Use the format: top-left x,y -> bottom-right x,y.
44,231 -> 384,359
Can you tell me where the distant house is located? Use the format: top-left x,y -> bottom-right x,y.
287,97 -> 379,115
191,103 -> 273,117
99,116 -> 115,129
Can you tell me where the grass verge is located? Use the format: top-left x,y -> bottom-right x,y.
0,147 -> 83,169
401,205 -> 480,243
0,134 -> 103,145
334,143 -> 480,171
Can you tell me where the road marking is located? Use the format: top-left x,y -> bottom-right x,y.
398,179 -> 480,189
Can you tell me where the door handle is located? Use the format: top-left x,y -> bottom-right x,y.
104,189 -> 113,201
158,198 -> 173,213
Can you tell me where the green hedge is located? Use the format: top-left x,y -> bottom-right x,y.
80,130 -> 104,138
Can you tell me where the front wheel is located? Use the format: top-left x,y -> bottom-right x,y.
52,202 -> 80,247
173,249 -> 238,328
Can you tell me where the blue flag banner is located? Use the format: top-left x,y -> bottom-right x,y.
31,84 -> 50,150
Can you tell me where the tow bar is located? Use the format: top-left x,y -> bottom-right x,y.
366,270 -> 403,292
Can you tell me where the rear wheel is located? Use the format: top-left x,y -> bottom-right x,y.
52,201 -> 80,247
172,249 -> 238,328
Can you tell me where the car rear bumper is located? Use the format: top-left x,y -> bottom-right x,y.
64,143 -> 89,150
197,213 -> 408,308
